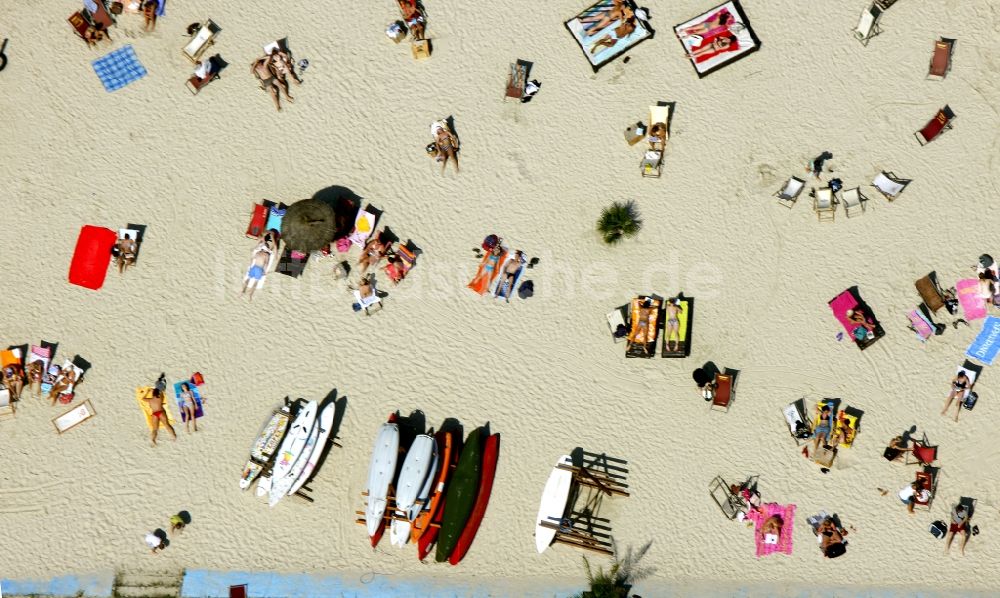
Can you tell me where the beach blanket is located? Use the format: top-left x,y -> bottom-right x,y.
68,225 -> 116,290
265,206 -> 286,233
747,503 -> 795,557
829,287 -> 882,349
348,210 -> 376,247
967,316 -> 1000,365
92,45 -> 147,92
173,381 -> 204,422
956,279 -> 987,321
565,0 -> 654,72
908,310 -> 934,341
135,386 -> 176,430
673,1 -> 760,78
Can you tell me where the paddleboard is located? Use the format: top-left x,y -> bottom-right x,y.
269,409 -> 322,507
390,433 -> 436,547
410,438 -> 440,522
288,399 -> 336,496
267,400 -> 317,500
411,430 -> 453,544
535,455 -> 574,553
365,417 -> 400,539
239,403 -> 294,490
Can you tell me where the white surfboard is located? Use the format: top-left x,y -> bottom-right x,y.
389,434 -> 435,547
535,455 -> 574,553
365,421 -> 400,538
287,400 -> 336,497
266,401 -> 317,502
270,417 -> 320,507
408,440 -> 439,521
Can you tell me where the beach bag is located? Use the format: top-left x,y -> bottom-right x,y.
930,520 -> 947,539
518,279 -> 534,299
963,391 -> 978,411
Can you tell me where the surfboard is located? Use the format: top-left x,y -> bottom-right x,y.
390,433 -> 436,547
240,403 -> 294,490
288,399 -> 336,497
269,405 -> 323,507
535,455 -> 574,553
365,417 -> 400,540
266,400 -> 317,501
411,430 -> 453,544
409,438 -> 440,522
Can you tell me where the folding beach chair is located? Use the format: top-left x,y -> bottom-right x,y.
872,171 -> 910,200
915,105 -> 956,146
229,586 -> 248,598
85,0 -> 115,29
853,3 -> 883,46
52,399 -> 96,434
606,304 -> 628,343
505,60 -> 529,101
905,433 -> 938,466
783,398 -> 812,446
186,55 -> 225,95
913,467 -> 938,510
640,104 -> 671,178
183,19 -> 220,63
708,476 -> 752,520
354,288 -> 383,315
813,187 -> 836,222
927,38 -> 955,80
0,387 -> 13,421
774,176 -> 805,208
841,187 -> 868,217
710,372 -> 735,412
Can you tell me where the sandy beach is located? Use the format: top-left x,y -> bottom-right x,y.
2,0 -> 1000,595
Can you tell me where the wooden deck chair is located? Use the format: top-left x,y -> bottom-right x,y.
813,187 -> 836,222
913,467 -> 938,510
187,55 -> 225,95
85,0 -> 115,29
872,171 -> 911,200
710,370 -> 736,412
905,433 -> 938,466
783,398 -> 812,445
505,60 -> 529,101
841,187 -> 868,217
927,38 -> 955,80
640,105 -> 671,178
774,176 -> 805,208
853,3 -> 883,46
915,105 -> 955,145
52,399 -> 96,434
183,19 -> 221,63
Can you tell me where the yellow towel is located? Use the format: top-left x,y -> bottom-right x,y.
135,386 -> 176,431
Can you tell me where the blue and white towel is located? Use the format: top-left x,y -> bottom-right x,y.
92,45 -> 147,92
967,316 -> 1000,365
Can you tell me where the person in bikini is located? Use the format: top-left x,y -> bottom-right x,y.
3,364 -> 24,401
26,360 -> 44,397
397,0 -> 426,40
579,0 -> 632,36
251,55 -> 284,111
468,244 -> 504,294
812,405 -> 833,453
941,370 -> 971,422
267,47 -> 301,101
48,367 -> 77,405
431,122 -> 460,173
142,387 -> 177,446
116,233 -> 138,274
664,297 -> 681,352
761,514 -> 784,542
142,0 -> 159,32
178,382 -> 199,433
357,232 -> 391,276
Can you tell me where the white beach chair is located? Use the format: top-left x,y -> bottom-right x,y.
853,3 -> 883,46
52,399 -> 96,434
813,187 -> 836,222
841,187 -> 868,217
354,284 -> 383,315
183,20 -> 221,63
872,171 -> 910,201
774,176 -> 806,208
607,305 -> 628,343
640,104 -> 671,178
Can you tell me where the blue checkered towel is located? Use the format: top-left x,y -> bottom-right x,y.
92,45 -> 147,92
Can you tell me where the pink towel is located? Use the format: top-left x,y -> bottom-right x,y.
746,502 -> 795,557
908,310 -> 933,340
957,279 -> 987,321
829,290 -> 860,333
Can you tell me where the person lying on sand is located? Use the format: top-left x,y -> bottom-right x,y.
812,405 -> 833,453
48,367 -> 77,405
761,515 -> 783,541
251,56 -> 284,112
431,122 -> 460,173
242,244 -> 273,300
268,47 -> 301,102
178,382 -> 198,433
358,232 -> 391,276
26,360 -> 43,397
142,387 -> 177,446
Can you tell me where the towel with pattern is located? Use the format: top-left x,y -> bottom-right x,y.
956,278 -> 987,321
92,45 -> 147,92
746,502 -> 795,557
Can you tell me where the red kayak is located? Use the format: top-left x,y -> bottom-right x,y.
448,433 -> 500,565
370,412 -> 399,549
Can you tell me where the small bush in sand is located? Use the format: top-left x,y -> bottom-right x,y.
596,201 -> 642,245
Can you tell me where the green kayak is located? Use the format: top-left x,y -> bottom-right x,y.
435,427 -> 483,562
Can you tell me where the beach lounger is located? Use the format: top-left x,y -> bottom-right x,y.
505,60 -> 529,101
783,399 -> 812,445
229,586 -> 248,598
136,386 -> 176,430
829,286 -> 885,350
747,502 -> 795,557
835,406 -> 862,448
915,105 -> 955,146
50,359 -> 86,404
186,55 -> 224,95
68,225 -> 117,290
173,381 -> 204,422
68,11 -> 93,43
52,399 -> 96,434
710,369 -> 737,412
353,287 -> 383,315
812,187 -> 836,222
661,296 -> 693,357
348,209 -> 377,247
913,467 -> 938,510
640,105 -> 671,178
852,3 -> 883,46
840,187 -> 868,217
774,176 -> 805,208
85,0 -> 115,29
0,386 -> 12,420
607,304 -> 628,343
183,19 -> 220,63
927,38 -> 955,80
626,296 -> 661,358
905,433 -> 938,466
872,171 -> 910,201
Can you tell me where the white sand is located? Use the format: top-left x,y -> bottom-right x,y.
2,0 -> 1000,593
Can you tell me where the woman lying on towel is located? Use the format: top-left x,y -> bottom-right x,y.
816,518 -> 848,558
760,514 -> 784,544
812,405 -> 833,453
251,56 -> 284,112
2,364 -> 23,401
358,232 -> 392,276
468,244 -> 505,295
845,308 -> 876,341
590,14 -> 639,55
26,360 -> 43,398
677,8 -> 733,40
48,367 -> 77,405
431,121 -> 460,173
688,34 -> 740,63
579,0 -> 633,36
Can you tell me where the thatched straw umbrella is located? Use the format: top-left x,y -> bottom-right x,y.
281,198 -> 337,251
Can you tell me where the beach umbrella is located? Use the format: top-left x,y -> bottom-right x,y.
281,198 -> 337,252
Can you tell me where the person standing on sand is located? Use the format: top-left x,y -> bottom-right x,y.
142,386 -> 177,446
807,151 -> 833,178
144,530 -> 167,554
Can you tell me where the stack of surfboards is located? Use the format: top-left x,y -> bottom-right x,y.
239,398 -> 337,506
361,417 -> 500,565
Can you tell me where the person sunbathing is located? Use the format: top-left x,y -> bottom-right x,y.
48,367 -> 76,405
816,518 -> 847,557
761,515 -> 783,541
116,233 -> 138,274
812,405 -> 833,453
687,34 -> 737,60
432,122 -> 460,173
358,233 -> 391,276
677,9 -> 733,39
191,56 -> 217,87
241,245 -> 272,300
941,371 -> 971,422
647,123 -> 666,151
590,16 -> 638,54
579,0 -> 632,36
268,47 -> 301,102
398,0 -> 426,40
251,56 -> 284,111
665,298 -> 681,352
142,388 -> 177,446
500,250 -> 525,293
3,365 -> 23,401
468,244 -> 504,294
26,360 -> 43,397
178,382 -> 198,433
845,307 -> 875,333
